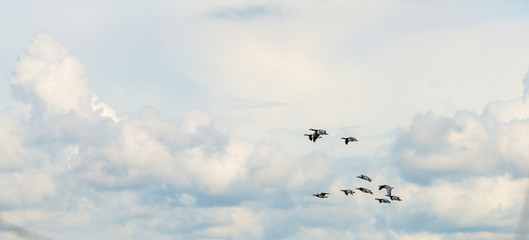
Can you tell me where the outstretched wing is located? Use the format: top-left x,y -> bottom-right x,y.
386,188 -> 392,196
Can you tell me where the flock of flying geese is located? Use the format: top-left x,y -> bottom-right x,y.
305,128 -> 402,204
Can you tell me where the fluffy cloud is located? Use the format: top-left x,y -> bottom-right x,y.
392,175 -> 525,231
394,95 -> 529,181
2,1 -> 529,238
9,33 -> 117,122
0,111 -> 31,170
391,67 -> 529,238
0,33 -> 341,239
0,172 -> 55,206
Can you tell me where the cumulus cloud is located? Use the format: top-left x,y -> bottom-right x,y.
0,33 -> 347,239
394,111 -> 499,182
394,91 -> 529,182
9,33 -> 117,122
391,72 -> 529,238
394,175 -> 525,231
0,172 -> 55,206
0,111 -> 31,170
2,2 -> 528,236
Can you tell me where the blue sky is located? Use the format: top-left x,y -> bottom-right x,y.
1,0 -> 529,239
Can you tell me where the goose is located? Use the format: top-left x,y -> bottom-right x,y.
305,128 -> 328,142
357,175 -> 372,182
313,192 -> 329,198
389,195 -> 402,201
304,133 -> 321,142
341,137 -> 358,145
378,185 -> 394,196
375,198 -> 391,203
340,189 -> 355,196
356,187 -> 373,195
309,128 -> 328,135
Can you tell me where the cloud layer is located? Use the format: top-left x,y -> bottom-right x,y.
1,33 -> 341,239
1,1 -> 529,238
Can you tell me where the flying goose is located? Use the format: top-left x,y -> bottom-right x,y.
375,198 -> 391,203
304,133 -> 321,142
378,185 -> 394,196
357,175 -> 372,182
341,137 -> 358,145
356,187 -> 373,195
313,192 -> 329,198
305,128 -> 328,142
340,189 -> 355,196
309,128 -> 328,135
389,195 -> 402,201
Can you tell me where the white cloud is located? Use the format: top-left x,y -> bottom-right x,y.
200,207 -> 264,239
397,175 -> 525,230
9,32 -> 118,122
394,111 -> 499,178
180,110 -> 212,134
0,112 -> 31,170
395,90 -> 529,180
2,30 -> 337,200
1,1 -> 529,239
0,172 -> 55,206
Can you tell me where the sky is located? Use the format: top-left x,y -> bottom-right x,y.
1,0 -> 529,239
